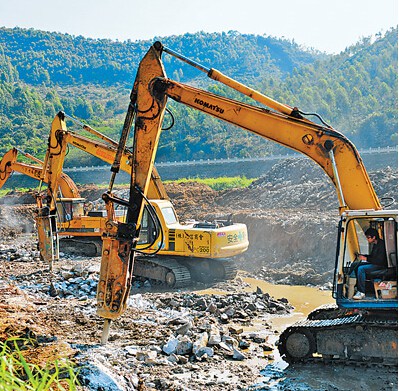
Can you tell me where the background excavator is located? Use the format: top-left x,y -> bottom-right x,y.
97,41 -> 397,362
0,114 -> 248,286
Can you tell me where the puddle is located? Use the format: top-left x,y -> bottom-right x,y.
198,276 -> 335,332
242,277 -> 334,331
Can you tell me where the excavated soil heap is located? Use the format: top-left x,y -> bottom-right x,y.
1,158 -> 397,287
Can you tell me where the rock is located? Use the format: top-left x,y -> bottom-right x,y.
78,361 -> 126,391
206,302 -> 218,313
239,340 -> 250,349
168,298 -> 180,308
136,350 -> 157,362
208,327 -> 222,345
195,297 -> 208,310
162,337 -> 179,355
220,313 -> 229,323
193,332 -> 208,356
125,346 -> 139,356
261,344 -> 274,352
167,354 -> 179,363
175,336 -> 193,356
177,355 -> 189,364
195,346 -> 214,360
248,332 -> 267,344
61,271 -> 75,279
232,348 -> 246,361
223,305 -> 235,317
222,335 -> 238,348
229,326 -> 243,335
218,342 -> 234,355
175,321 -> 192,336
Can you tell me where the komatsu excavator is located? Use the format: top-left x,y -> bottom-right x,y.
0,115 -> 248,286
97,41 -> 397,363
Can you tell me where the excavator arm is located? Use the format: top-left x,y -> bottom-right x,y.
149,42 -> 381,213
49,113 -> 169,201
96,42 -> 168,340
0,147 -> 80,198
32,114 -> 70,267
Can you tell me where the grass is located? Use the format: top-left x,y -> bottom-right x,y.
73,177 -> 255,191
0,188 -> 34,198
0,176 -> 255,197
167,176 -> 255,191
0,338 -> 80,391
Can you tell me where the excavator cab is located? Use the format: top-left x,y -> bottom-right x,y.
334,209 -> 398,309
55,198 -> 85,223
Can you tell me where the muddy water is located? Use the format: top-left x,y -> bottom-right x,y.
199,278 -> 397,391
199,276 -> 334,333
242,277 -> 334,331
242,279 -> 397,391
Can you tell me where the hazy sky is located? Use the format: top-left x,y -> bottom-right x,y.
0,0 -> 397,53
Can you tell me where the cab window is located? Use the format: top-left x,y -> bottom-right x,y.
161,207 -> 177,224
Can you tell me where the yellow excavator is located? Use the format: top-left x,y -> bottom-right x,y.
97,41 -> 397,365
0,115 -> 248,286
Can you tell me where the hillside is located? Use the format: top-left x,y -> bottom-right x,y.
0,28 -> 321,86
0,27 -> 397,166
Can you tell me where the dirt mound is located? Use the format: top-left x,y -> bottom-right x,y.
79,184 -> 108,201
0,189 -> 36,205
165,181 -> 217,221
0,204 -> 36,236
171,160 -> 398,286
216,159 -> 398,212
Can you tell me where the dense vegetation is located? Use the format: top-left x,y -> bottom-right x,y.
0,27 -> 397,167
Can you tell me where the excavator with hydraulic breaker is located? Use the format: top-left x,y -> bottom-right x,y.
0,114 -> 248,286
98,41 -> 397,362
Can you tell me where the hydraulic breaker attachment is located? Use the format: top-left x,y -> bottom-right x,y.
96,42 -> 168,343
97,235 -> 135,318
34,112 -> 69,268
97,193 -> 137,321
34,197 -> 59,270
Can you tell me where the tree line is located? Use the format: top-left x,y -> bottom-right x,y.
0,27 -> 397,167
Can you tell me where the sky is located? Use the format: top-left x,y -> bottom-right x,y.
0,0 -> 397,54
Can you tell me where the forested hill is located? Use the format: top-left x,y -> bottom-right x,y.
0,28 -> 321,86
0,27 -> 397,168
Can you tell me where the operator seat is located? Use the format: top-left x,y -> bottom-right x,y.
367,220 -> 398,283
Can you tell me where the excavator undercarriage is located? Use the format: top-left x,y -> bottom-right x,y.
278,304 -> 398,367
59,235 -> 237,287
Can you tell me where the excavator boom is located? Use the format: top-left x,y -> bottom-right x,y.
151,77 -> 381,213
0,147 -> 80,198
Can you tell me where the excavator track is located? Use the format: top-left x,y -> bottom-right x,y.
307,303 -> 350,320
214,258 -> 238,281
59,237 -> 102,257
133,256 -> 192,288
179,257 -> 238,283
278,309 -> 398,367
57,238 -> 236,287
